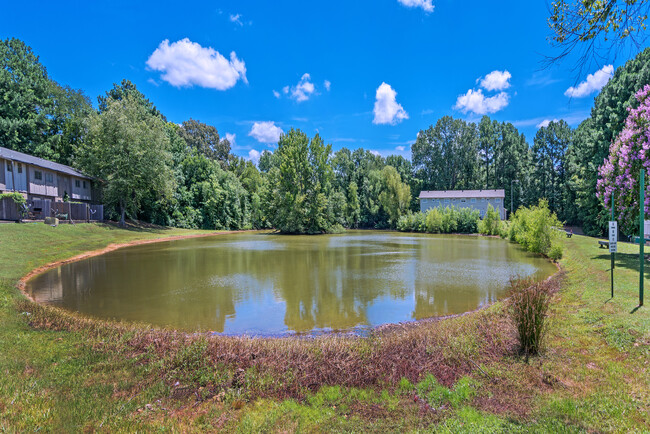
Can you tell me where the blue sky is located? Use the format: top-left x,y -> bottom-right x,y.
1,0 -> 634,162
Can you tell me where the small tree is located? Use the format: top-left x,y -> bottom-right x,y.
597,84 -> 650,235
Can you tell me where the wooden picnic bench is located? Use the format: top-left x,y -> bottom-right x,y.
598,240 -> 609,249
566,231 -> 573,238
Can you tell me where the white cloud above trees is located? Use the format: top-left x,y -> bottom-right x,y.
564,65 -> 613,98
478,70 -> 511,91
455,70 -> 512,115
454,89 -> 509,115
289,73 -> 316,102
275,74 -> 320,102
248,121 -> 283,143
146,38 -> 247,90
397,0 -> 434,12
229,14 -> 243,26
225,133 -> 236,146
373,82 -> 409,125
248,149 -> 261,164
536,119 -> 559,128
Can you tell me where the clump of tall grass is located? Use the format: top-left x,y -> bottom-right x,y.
508,278 -> 554,358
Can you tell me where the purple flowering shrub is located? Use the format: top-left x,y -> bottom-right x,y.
597,84 -> 650,235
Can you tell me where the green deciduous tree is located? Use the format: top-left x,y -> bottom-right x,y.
267,129 -> 334,234
571,48 -> 650,234
379,165 -> 411,226
78,96 -> 174,227
178,118 -> 231,163
0,38 -> 53,157
548,0 -> 649,68
98,79 -> 165,120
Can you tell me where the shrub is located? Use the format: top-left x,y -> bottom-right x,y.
0,192 -> 26,206
478,203 -> 503,236
509,278 -> 553,357
548,244 -> 563,261
327,223 -> 346,234
508,199 -> 564,258
397,206 -> 480,234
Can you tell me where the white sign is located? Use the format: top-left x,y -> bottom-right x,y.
609,221 -> 618,253
645,220 -> 650,238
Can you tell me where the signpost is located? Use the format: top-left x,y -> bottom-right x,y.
640,170 -> 645,306
609,220 -> 617,298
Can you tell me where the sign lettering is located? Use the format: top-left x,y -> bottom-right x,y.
609,221 -> 618,253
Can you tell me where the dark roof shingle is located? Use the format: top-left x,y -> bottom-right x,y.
0,147 -> 91,180
419,189 -> 505,199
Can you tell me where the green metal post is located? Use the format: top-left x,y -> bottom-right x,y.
611,194 -> 615,298
641,169 -> 645,306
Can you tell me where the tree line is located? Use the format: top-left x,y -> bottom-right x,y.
2,37 -> 649,235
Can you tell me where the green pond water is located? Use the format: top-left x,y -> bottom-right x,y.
26,231 -> 556,335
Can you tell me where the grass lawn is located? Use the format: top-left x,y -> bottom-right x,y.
0,223 -> 647,432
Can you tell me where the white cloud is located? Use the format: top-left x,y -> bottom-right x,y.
229,14 -> 243,26
373,82 -> 409,125
289,73 -> 316,102
248,149 -> 261,164
273,90 -> 281,98
369,150 -> 381,157
324,80 -> 331,91
564,65 -> 614,98
248,121 -> 283,143
225,133 -> 236,146
282,86 -> 289,94
396,146 -> 405,151
454,89 -> 509,115
479,70 -> 511,91
536,119 -> 559,128
146,38 -> 247,90
397,0 -> 434,12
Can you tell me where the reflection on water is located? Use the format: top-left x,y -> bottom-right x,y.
26,231 -> 556,334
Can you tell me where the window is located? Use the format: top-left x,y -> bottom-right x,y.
34,170 -> 42,180
6,162 -> 12,172
82,181 -> 87,189
17,164 -> 22,174
471,198 -> 476,203
460,199 -> 466,203
45,173 -> 53,183
495,198 -> 501,203
75,180 -> 81,188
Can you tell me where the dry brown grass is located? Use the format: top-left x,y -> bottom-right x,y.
15,273 -> 564,419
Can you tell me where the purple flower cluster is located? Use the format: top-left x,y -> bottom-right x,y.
597,84 -> 650,233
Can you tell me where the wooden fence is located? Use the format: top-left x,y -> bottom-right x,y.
0,198 -> 103,222
0,197 -> 21,221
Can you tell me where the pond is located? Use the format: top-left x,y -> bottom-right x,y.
26,231 -> 556,335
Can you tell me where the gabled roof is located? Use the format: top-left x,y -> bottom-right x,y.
0,147 -> 91,180
418,189 -> 505,199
